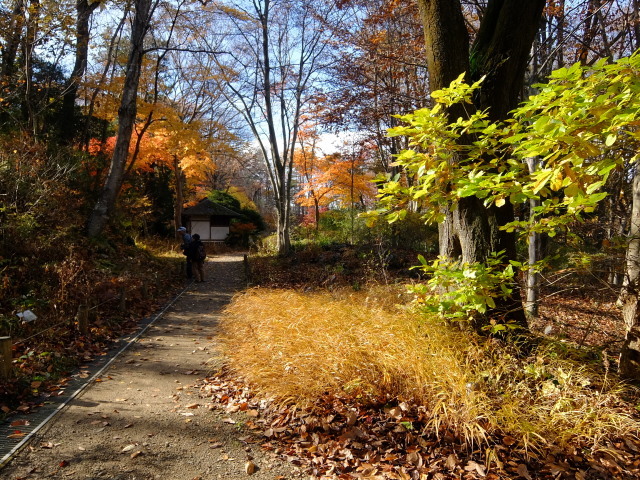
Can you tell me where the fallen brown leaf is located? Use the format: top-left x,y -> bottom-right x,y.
245,460 -> 257,475
10,420 -> 30,427
517,463 -> 533,480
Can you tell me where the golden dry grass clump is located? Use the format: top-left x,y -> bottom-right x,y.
219,288 -> 639,451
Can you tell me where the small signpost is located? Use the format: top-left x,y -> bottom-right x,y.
0,336 -> 11,379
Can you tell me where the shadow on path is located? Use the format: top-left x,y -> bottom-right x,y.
0,254 -> 303,480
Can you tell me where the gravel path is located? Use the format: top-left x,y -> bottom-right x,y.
1,254 -> 303,480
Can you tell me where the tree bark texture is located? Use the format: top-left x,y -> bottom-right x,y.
275,166 -> 291,255
525,157 -> 541,318
470,0 -> 546,121
86,0 -> 154,237
1,0 -> 25,79
621,169 -> 640,380
415,0 -> 545,327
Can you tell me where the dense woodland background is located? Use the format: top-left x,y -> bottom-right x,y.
1,0 -> 640,478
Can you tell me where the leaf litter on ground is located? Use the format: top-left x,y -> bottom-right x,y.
197,371 -> 640,480
208,252 -> 640,480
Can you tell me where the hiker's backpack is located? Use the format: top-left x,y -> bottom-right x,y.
197,243 -> 206,261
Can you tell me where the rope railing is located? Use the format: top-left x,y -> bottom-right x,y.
0,288 -> 132,379
13,318 -> 75,346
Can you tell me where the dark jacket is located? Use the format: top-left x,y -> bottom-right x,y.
186,239 -> 205,261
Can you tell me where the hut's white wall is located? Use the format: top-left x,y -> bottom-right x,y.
189,216 -> 229,240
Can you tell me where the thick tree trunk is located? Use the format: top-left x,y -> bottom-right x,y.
416,0 -> 545,328
416,0 -> 470,93
470,0 -> 546,121
86,0 -> 154,237
276,195 -> 291,256
1,0 -> 25,79
620,169 -> 640,380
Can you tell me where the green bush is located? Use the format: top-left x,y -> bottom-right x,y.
293,208 -> 437,253
207,190 -> 241,211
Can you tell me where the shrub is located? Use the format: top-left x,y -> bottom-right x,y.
207,190 -> 241,211
220,288 -> 639,452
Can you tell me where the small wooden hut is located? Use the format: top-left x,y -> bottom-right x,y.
181,198 -> 242,242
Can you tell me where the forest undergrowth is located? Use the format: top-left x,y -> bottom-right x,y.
0,136 -> 189,414
201,248 -> 640,480
0,235 -> 185,416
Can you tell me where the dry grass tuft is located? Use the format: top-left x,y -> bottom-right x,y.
219,288 -> 639,451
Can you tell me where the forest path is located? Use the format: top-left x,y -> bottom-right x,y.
1,254 -> 303,480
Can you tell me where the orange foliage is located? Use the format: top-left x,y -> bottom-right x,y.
84,55 -> 220,198
88,122 -> 215,189
294,143 -> 376,214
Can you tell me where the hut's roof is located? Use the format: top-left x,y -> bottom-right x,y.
182,198 -> 242,217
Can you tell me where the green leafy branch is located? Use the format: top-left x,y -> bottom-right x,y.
373,52 -> 640,239
409,251 -> 519,328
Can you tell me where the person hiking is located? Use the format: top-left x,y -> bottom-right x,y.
177,226 -> 193,279
186,233 -> 206,282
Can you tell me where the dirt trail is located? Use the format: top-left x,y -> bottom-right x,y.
2,254 -> 303,480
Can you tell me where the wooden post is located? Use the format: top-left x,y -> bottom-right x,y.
0,336 -> 12,379
77,304 -> 89,335
244,254 -> 251,284
141,281 -> 149,299
119,286 -> 126,312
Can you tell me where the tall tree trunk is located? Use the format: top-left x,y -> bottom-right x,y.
555,0 -> 566,71
172,154 -> 184,230
416,0 -> 545,328
59,0 -> 100,143
1,0 -> 25,79
81,6 -> 129,150
22,0 -> 40,133
86,0 -> 154,237
258,0 -> 291,256
576,0 -> 601,64
634,0 -> 640,50
620,168 -> 640,380
525,157 -> 541,318
275,166 -> 291,255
